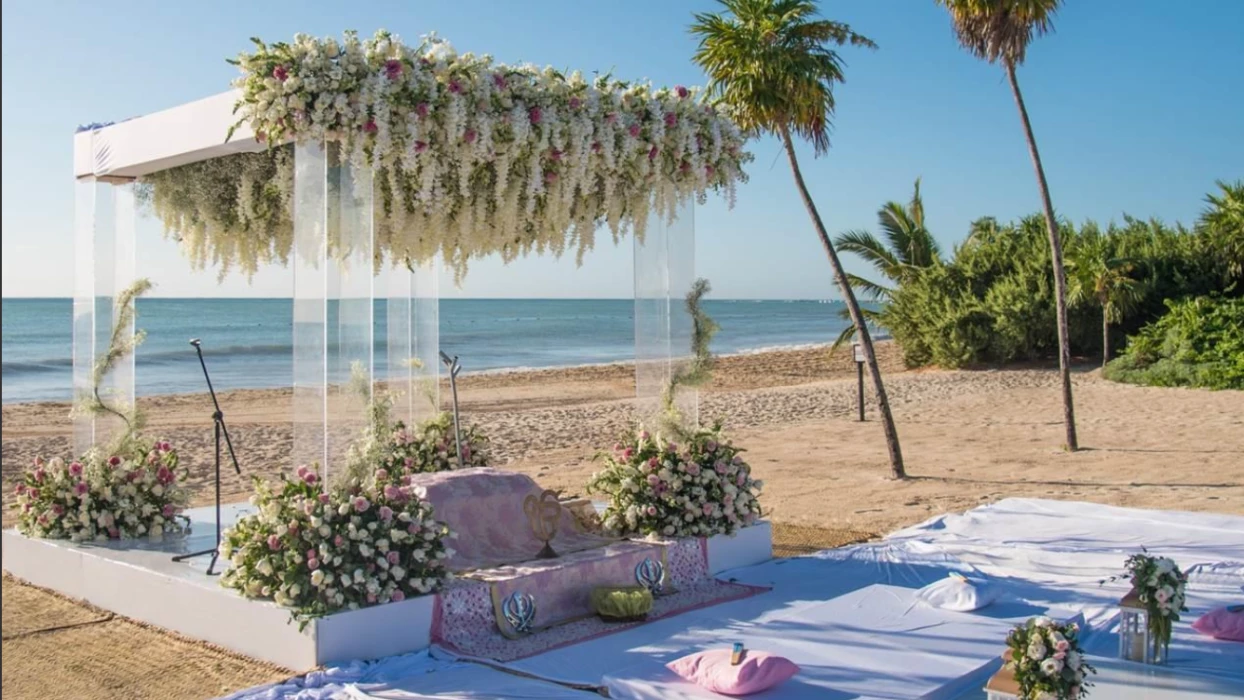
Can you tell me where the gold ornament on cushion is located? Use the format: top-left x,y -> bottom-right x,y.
523,489 -> 562,559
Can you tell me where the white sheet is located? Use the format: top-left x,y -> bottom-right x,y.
345,664 -> 595,699
953,655 -> 1244,700
601,584 -> 1085,700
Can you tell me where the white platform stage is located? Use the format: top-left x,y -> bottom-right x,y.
1,503 -> 772,670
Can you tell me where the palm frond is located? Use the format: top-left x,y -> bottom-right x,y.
936,0 -> 1062,67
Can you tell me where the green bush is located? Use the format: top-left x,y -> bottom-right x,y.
1104,296 -> 1244,390
876,196 -> 1242,369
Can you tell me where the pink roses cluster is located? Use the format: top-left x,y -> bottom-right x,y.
12,439 -> 189,542
588,424 -> 764,539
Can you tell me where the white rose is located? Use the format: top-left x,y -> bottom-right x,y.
1040,657 -> 1063,676
311,569 -> 325,587
318,525 -> 331,537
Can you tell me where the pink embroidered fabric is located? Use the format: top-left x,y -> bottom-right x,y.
431,534 -> 767,663
409,468 -> 616,572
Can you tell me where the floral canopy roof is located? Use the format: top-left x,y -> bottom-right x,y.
140,30 -> 751,281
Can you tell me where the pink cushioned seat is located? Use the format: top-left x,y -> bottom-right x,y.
666,648 -> 799,696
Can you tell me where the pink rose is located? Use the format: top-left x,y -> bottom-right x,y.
379,506 -> 394,521
648,145 -> 659,160
354,496 -> 370,513
74,482 -> 88,496
414,141 -> 428,153
623,448 -> 634,459
14,484 -> 25,495
288,522 -> 299,536
646,505 -> 657,516
163,504 -> 175,518
29,488 -> 40,499
156,466 -> 173,485
736,474 -> 746,486
408,523 -> 421,534
160,441 -> 172,452
387,551 -> 400,565
306,548 -> 317,560
267,534 -> 282,551
493,73 -> 507,90
362,120 -> 378,134
334,535 -> 345,547
664,113 -> 677,128
51,503 -> 64,516
384,59 -> 403,80
549,149 -> 563,162
544,170 -> 558,183
391,589 -> 405,602
34,469 -> 45,483
70,462 -> 84,476
448,79 -> 462,94
272,65 -> 288,82
705,441 -> 717,452
319,493 -> 330,504
628,124 -> 641,138
108,456 -> 121,467
529,106 -> 542,124
569,97 -> 582,110
296,465 -> 309,479
375,469 -> 388,481
307,558 -> 320,571
646,474 -> 660,487
702,503 -> 714,516
606,112 -> 618,124
303,471 -> 318,485
705,165 -> 715,178
463,129 -> 477,144
675,85 -> 689,99
416,103 -> 429,118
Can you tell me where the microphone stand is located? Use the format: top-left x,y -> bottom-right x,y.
439,351 -> 464,466
172,339 -> 242,575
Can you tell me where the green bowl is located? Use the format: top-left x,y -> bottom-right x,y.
591,585 -> 654,622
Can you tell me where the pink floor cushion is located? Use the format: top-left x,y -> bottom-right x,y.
666,648 -> 799,696
1191,606 -> 1244,642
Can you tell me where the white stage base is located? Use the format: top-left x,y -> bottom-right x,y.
4,505 -> 773,671
1,503 -> 434,671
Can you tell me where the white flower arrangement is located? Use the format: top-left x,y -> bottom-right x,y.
219,465 -> 453,625
11,441 -> 190,542
587,424 -> 763,539
1005,616 -> 1095,699
142,29 -> 751,282
1109,551 -> 1188,658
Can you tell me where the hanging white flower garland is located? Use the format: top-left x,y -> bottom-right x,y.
212,29 -> 750,279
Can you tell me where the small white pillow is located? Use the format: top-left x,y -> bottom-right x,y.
916,573 -> 998,612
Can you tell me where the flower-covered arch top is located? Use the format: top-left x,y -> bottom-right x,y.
141,30 -> 751,280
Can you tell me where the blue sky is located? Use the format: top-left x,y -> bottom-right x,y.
2,0 -> 1241,299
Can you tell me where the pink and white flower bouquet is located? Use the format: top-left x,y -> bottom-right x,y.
1115,552 -> 1188,658
1004,616 -> 1095,700
587,423 -> 763,538
11,439 -> 189,542
219,465 -> 454,623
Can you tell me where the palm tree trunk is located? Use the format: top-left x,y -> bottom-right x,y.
1102,315 -> 1110,369
1005,62 -> 1079,452
779,126 -> 906,479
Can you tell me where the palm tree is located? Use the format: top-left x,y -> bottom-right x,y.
691,0 -> 907,479
1068,232 -> 1143,368
936,0 -> 1079,451
832,179 -> 941,347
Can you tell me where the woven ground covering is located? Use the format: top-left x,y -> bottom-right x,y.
1,574 -> 291,700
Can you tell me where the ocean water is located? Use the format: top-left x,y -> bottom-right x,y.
1,298 -> 857,403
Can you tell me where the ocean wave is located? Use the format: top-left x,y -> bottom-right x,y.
1,343 -> 296,376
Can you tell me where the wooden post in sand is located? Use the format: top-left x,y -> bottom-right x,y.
853,342 -> 866,422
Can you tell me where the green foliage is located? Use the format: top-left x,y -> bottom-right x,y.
877,196 -> 1243,369
591,586 -> 654,621
72,278 -> 154,451
690,0 -> 876,155
660,278 -> 720,439
1104,296 -> 1244,390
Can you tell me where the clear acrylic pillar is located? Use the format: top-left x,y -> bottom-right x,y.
634,201 -> 696,432
385,259 -> 440,430
73,177 -> 137,455
292,142 -> 375,482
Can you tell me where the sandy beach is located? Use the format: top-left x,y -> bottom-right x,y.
5,341 -> 1242,534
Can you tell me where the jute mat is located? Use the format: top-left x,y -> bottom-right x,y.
2,574 -> 290,700
771,522 -> 874,558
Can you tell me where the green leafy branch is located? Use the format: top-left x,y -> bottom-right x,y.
659,278 -> 720,438
73,279 -> 153,447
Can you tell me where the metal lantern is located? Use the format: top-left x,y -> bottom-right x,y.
1119,589 -> 1165,664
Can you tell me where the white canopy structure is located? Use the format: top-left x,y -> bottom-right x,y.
73,88 -> 700,478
